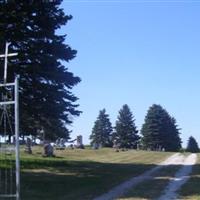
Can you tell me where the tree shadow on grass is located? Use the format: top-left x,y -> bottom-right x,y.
20,160 -> 155,200
4,159 -> 200,200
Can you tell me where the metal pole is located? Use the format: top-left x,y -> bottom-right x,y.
14,77 -> 20,200
4,42 -> 10,83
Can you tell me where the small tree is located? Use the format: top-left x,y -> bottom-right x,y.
186,136 -> 199,153
114,104 -> 139,149
90,109 -> 113,147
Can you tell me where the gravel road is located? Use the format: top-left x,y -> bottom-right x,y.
93,153 -> 197,200
157,153 -> 197,200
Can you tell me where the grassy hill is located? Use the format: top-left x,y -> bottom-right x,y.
1,147 -> 199,200
20,147 -> 173,200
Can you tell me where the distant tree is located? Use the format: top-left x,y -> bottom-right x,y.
0,1 -> 81,140
141,104 -> 182,151
90,109 -> 113,147
186,136 -> 199,153
113,104 -> 139,149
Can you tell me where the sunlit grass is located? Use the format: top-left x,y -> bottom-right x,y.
2,145 -> 174,200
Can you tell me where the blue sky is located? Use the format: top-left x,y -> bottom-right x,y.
61,1 -> 200,147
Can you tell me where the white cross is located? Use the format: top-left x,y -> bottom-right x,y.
0,42 -> 18,83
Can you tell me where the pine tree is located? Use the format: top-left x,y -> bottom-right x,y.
0,1 -> 81,140
167,117 -> 182,151
114,104 -> 139,149
187,136 -> 199,153
141,104 -> 182,151
90,109 -> 113,147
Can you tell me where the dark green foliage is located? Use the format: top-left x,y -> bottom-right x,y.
186,136 -> 199,153
90,109 -> 113,147
114,104 -> 140,149
0,0 -> 81,140
141,104 -> 182,151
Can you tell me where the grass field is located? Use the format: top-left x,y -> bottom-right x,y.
117,153 -> 200,200
178,153 -> 200,200
2,147 -> 199,200
118,163 -> 181,200
18,146 -> 173,200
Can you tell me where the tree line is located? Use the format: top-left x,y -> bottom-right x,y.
90,104 -> 199,152
0,1 -> 199,153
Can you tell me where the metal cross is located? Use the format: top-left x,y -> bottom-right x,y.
0,42 -> 18,83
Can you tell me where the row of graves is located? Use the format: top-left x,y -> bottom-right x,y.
24,135 -> 85,157
92,140 -> 166,152
54,135 -> 84,150
44,135 -> 85,157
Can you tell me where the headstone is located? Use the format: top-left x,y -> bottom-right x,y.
43,143 -> 54,157
55,138 -> 60,146
76,135 -> 84,149
55,138 -> 65,150
113,139 -> 120,152
158,145 -> 162,151
92,143 -> 99,150
60,138 -> 65,148
25,138 -> 32,154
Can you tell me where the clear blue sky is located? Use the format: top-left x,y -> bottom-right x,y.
61,1 -> 200,147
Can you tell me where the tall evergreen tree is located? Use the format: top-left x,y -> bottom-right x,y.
90,109 -> 113,147
187,136 -> 199,153
0,0 -> 81,140
114,104 -> 139,149
167,117 -> 182,151
141,104 -> 182,151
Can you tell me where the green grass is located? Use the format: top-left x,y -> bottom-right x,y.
178,153 -> 200,200
1,146 -> 174,200
118,165 -> 181,200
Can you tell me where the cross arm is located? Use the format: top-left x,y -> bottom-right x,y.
0,53 -> 18,58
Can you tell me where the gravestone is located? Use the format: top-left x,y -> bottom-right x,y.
76,135 -> 84,149
43,143 -> 54,157
25,138 -> 32,154
113,139 -> 120,152
55,138 -> 65,150
92,143 -> 99,150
